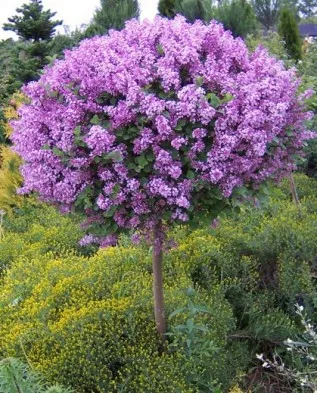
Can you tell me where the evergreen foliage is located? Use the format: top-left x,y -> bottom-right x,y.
215,0 -> 257,38
0,1 -> 63,98
278,7 -> 302,60
251,0 -> 282,29
174,0 -> 212,22
3,0 -> 62,42
85,0 -> 140,37
158,0 -> 177,18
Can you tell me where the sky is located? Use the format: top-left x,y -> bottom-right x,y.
0,0 -> 159,40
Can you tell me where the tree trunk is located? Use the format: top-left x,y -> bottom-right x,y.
152,220 -> 167,339
289,172 -> 302,217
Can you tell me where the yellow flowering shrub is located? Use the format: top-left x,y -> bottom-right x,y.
0,92 -> 29,213
0,205 -> 240,391
2,91 -> 28,139
0,175 -> 316,392
0,146 -> 23,213
0,202 -> 87,275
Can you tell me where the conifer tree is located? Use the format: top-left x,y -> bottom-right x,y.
85,0 -> 140,37
158,0 -> 177,18
216,0 -> 257,38
3,0 -> 62,42
174,0 -> 212,22
278,7 -> 302,60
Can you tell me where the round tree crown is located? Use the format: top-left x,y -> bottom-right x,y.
12,16 -> 313,246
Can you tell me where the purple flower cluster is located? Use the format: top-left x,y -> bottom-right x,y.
12,16 -> 314,245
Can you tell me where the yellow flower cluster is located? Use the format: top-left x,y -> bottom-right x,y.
2,91 -> 28,138
0,174 -> 316,392
0,201 -> 240,391
0,92 -> 29,213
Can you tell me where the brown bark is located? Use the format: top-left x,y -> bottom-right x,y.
152,220 -> 167,339
289,172 -> 302,218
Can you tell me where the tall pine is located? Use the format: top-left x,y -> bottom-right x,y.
3,0 -> 62,42
278,7 -> 302,60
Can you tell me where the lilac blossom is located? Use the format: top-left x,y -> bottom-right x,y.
11,16 -> 315,245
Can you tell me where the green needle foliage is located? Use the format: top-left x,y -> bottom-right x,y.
278,7 -> 302,60
85,0 -> 140,37
174,0 -> 213,22
215,0 -> 258,38
158,0 -> 177,18
0,0 -> 63,97
3,0 -> 62,42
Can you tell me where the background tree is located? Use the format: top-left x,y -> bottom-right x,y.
174,0 -> 212,22
278,7 -> 302,60
298,0 -> 317,17
3,0 -> 62,42
215,0 -> 257,37
2,0 -> 63,84
158,0 -> 177,18
85,0 -> 140,37
251,0 -> 282,30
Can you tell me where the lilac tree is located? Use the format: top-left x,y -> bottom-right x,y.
12,16 -> 313,337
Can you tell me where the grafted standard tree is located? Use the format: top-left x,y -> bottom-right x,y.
12,16 -> 313,338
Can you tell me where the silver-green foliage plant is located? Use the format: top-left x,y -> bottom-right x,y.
257,304 -> 317,392
0,358 -> 73,393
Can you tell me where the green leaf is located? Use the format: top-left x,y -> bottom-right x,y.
221,93 -> 234,104
127,162 -> 137,170
186,170 -> 195,179
90,115 -> 100,125
168,307 -> 187,319
111,184 -> 120,198
162,110 -> 170,119
146,152 -> 154,162
206,93 -> 221,108
52,147 -> 64,157
195,76 -> 204,87
105,151 -> 123,162
74,126 -> 81,136
135,154 -> 148,168
157,44 -> 164,55
104,205 -> 118,218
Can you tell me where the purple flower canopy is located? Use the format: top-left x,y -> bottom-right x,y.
12,16 -> 313,245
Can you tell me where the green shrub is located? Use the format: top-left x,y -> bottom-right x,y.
1,175 -> 316,392
278,8 -> 302,61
